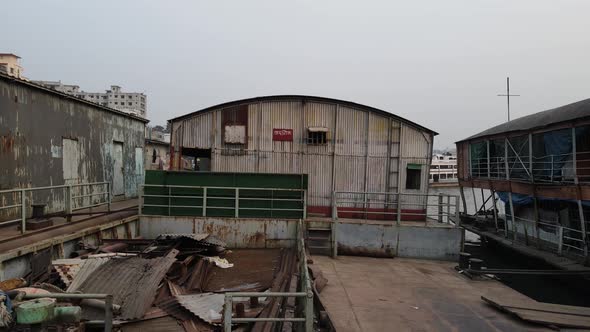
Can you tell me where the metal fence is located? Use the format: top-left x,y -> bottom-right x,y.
502,213 -> 588,257
471,151 -> 590,184
223,219 -> 314,331
0,182 -> 111,234
332,191 -> 460,225
139,184 -> 306,219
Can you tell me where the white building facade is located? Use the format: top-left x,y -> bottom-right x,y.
33,81 -> 147,118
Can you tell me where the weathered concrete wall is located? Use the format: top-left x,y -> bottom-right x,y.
139,215 -> 297,248
336,222 -> 463,261
0,76 -> 146,220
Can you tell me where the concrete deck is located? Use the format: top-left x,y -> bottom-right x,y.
314,256 -> 551,332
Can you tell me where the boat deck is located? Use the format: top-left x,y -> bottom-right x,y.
462,223 -> 588,271
314,255 -> 551,332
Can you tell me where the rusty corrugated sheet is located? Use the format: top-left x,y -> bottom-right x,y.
175,293 -> 224,325
120,315 -> 184,332
76,252 -> 177,320
52,258 -> 84,287
66,257 -> 111,292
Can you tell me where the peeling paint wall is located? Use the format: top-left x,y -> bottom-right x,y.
0,77 -> 145,220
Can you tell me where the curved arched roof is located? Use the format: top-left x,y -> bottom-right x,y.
458,98 -> 590,142
169,95 -> 437,135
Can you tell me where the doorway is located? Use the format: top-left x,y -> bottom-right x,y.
113,142 -> 125,196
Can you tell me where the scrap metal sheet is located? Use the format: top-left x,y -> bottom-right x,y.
76,252 -> 177,320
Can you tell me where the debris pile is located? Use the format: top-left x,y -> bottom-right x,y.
0,233 -> 298,331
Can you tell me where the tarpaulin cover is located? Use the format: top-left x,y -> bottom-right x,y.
540,129 -> 572,178
496,192 -> 590,207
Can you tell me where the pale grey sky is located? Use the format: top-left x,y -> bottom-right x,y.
3,0 -> 590,148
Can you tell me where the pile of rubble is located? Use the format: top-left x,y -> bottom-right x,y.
0,233 -> 299,331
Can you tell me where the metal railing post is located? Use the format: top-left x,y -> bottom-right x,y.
104,295 -> 113,332
20,189 -> 26,234
305,289 -> 314,332
107,182 -> 112,212
396,193 -> 402,225
224,294 -> 233,332
331,191 -> 337,220
455,196 -> 460,227
138,185 -> 142,216
303,190 -> 307,219
438,193 -> 443,223
168,186 -> 171,216
65,185 -> 72,222
235,188 -> 239,218
550,155 -> 554,182
558,226 -> 564,255
202,187 -> 207,217
446,195 -> 451,224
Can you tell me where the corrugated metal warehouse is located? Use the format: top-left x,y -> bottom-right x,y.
0,72 -> 147,219
169,95 -> 437,217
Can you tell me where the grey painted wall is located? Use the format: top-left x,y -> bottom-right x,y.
0,76 -> 146,220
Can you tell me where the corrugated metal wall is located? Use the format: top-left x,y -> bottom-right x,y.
0,77 -> 145,221
171,98 -> 433,215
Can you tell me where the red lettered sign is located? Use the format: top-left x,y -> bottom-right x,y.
273,128 -> 293,141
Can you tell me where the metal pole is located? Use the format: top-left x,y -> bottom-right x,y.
331,191 -> 336,221
471,186 -> 478,215
104,295 -> 113,332
572,127 -> 587,256
508,193 -> 517,241
168,186 -> 171,216
459,186 -> 467,214
533,196 -> 541,248
224,294 -> 233,332
558,226 -> 564,255
491,190 -> 499,231
235,188 -> 239,218
138,185 -> 142,216
305,290 -> 314,332
20,189 -> 26,234
550,155 -> 554,182
65,185 -> 72,222
486,140 -> 491,178
455,196 -> 460,227
446,195 -> 451,223
202,187 -> 207,217
438,193 -> 443,223
528,133 -> 533,182
507,77 -> 510,121
303,190 -> 307,219
107,182 -> 112,212
396,193 -> 401,225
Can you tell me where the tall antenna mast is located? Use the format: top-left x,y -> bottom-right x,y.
497,77 -> 520,122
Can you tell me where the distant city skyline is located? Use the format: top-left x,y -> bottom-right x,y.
2,0 -> 590,149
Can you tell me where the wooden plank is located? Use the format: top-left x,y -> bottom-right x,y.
511,308 -> 590,329
482,296 -> 590,317
482,296 -> 590,328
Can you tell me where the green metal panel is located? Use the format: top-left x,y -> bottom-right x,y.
143,171 -> 307,219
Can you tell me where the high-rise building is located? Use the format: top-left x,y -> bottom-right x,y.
34,81 -> 147,118
0,53 -> 25,79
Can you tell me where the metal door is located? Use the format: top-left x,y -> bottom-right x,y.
113,142 -> 125,196
62,138 -> 80,185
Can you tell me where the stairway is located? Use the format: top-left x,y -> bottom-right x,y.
306,223 -> 334,256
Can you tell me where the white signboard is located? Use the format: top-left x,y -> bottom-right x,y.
224,125 -> 246,144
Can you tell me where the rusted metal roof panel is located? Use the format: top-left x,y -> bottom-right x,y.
75,253 -> 177,320
66,257 -> 111,292
120,315 -> 184,332
175,293 -> 224,325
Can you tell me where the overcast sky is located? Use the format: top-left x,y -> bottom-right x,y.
3,0 -> 590,148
